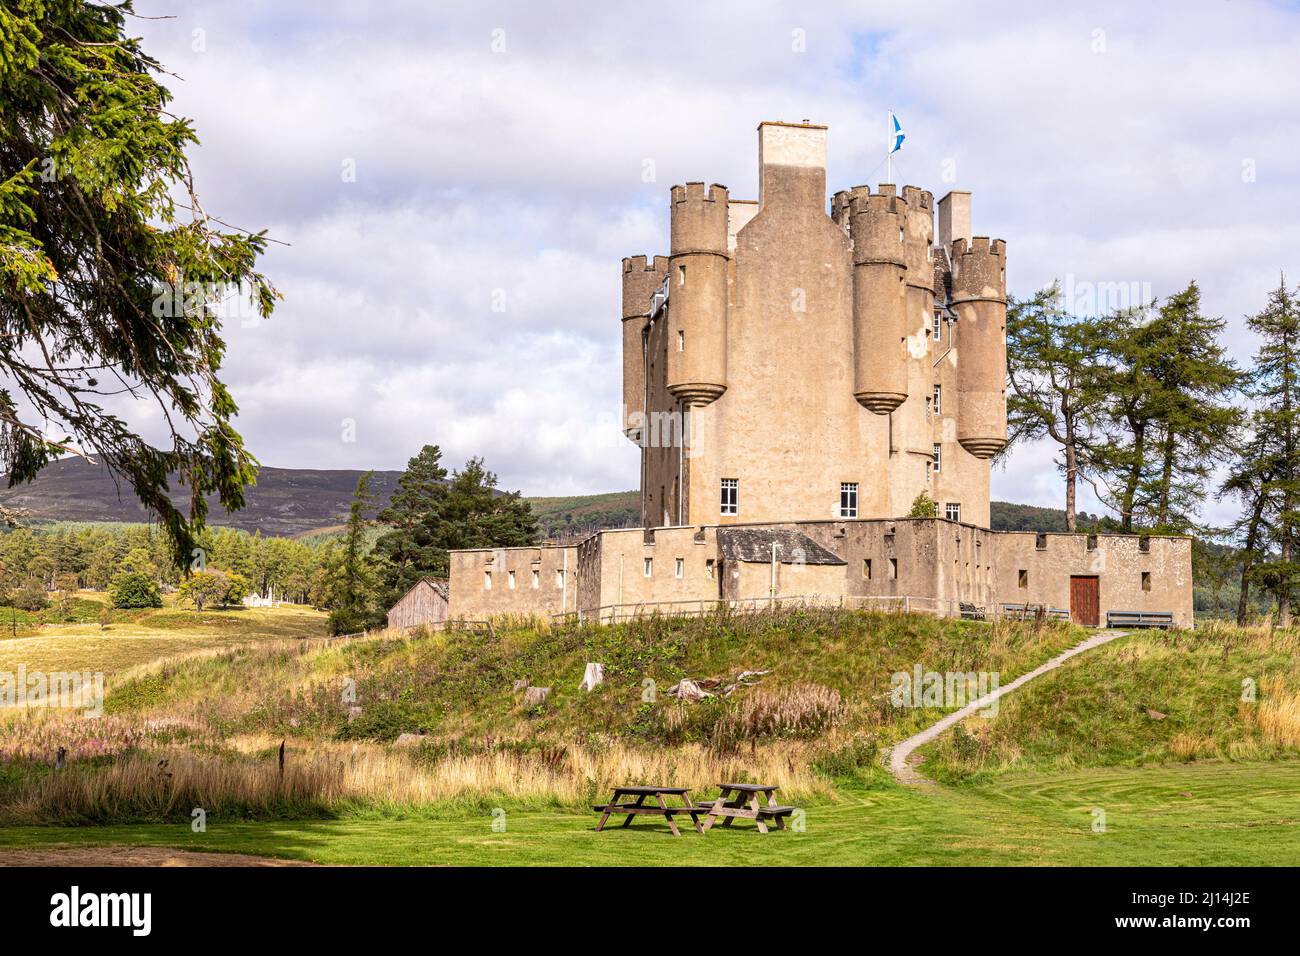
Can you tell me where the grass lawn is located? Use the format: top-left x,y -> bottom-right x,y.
0,595 -> 328,677
3,612 -> 1297,867
1,760 -> 1296,866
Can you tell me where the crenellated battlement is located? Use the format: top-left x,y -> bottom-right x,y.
670,182 -> 729,205
847,188 -> 906,267
849,191 -> 906,218
951,236 -> 1007,302
670,182 -> 729,256
621,254 -> 669,319
952,237 -> 1006,258
622,254 -> 669,275
901,185 -> 934,211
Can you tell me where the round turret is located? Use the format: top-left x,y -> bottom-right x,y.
666,183 -> 729,406
621,255 -> 668,440
951,237 -> 1008,459
849,187 -> 908,414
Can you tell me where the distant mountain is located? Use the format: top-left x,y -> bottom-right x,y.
0,457 -> 404,537
0,458 -> 1110,543
989,501 -> 1104,533
523,490 -> 639,539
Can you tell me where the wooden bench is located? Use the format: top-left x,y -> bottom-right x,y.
1001,603 -> 1070,622
700,783 -> 800,834
593,785 -> 707,836
1106,610 -> 1174,629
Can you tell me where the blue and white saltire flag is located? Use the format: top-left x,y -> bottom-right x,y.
889,111 -> 905,154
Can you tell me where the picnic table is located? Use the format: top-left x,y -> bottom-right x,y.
700,783 -> 797,833
593,785 -> 707,837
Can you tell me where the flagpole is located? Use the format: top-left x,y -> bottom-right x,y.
886,110 -> 892,185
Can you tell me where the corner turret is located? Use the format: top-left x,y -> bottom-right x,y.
666,183 -> 729,406
951,236 -> 1008,459
849,186 -> 908,414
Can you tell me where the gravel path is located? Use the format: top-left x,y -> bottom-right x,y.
0,847 -> 318,867
887,629 -> 1129,787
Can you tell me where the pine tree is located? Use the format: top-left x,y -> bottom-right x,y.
435,458 -> 539,553
0,1 -> 278,567
373,445 -> 449,604
1218,429 -> 1276,625
327,473 -> 379,635
1141,283 -> 1243,531
1090,306 -> 1161,531
1093,284 -> 1243,532
1005,284 -> 1108,532
1238,277 -> 1300,626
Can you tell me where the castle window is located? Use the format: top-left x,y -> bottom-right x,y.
644,558 -> 653,577
1035,533 -> 1048,550
531,569 -> 540,589
1139,535 -> 1151,553
946,503 -> 961,522
933,384 -> 942,413
1141,571 -> 1152,592
508,570 -> 516,589
1087,534 -> 1098,551
932,443 -> 942,473
933,310 -> 942,338
675,558 -> 684,579
483,571 -> 492,590
1018,569 -> 1028,589
678,265 -> 686,286
863,558 -> 872,580
555,569 -> 565,588
706,559 -> 716,579
720,478 -> 738,516
888,557 -> 898,580
840,482 -> 858,519
677,330 -> 684,352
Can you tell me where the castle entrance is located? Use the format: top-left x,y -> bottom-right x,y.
1070,575 -> 1100,626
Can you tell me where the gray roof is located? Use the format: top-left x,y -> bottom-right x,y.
716,528 -> 846,566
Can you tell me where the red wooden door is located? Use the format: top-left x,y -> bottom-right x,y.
1070,576 -> 1100,626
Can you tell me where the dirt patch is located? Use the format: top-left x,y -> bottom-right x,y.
0,846 -> 318,867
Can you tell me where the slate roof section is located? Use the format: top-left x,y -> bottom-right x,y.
422,579 -> 450,601
716,527 -> 847,566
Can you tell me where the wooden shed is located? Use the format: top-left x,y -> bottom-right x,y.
386,578 -> 449,630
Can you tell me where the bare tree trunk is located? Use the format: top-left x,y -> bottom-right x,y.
1238,493 -> 1265,626
1064,412 -> 1078,533
1121,420 -> 1145,532
1280,533 -> 1292,629
1158,431 -> 1175,527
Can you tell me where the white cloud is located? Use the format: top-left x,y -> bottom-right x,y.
124,0 -> 1299,519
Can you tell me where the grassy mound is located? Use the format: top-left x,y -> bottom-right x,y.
923,622 -> 1300,782
2,609 -> 1082,823
105,608 -> 1082,750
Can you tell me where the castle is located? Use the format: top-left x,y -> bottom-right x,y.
446,121 -> 1193,628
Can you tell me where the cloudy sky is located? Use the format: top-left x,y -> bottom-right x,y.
131,0 -> 1299,522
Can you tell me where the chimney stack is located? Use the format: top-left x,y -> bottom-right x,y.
937,190 -> 972,249
758,121 -> 827,210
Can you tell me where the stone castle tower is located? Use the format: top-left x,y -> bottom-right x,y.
621,121 -> 1007,529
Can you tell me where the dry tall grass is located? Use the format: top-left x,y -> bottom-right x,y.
4,751 -> 346,824
0,737 -> 835,825
1257,675 -> 1300,748
716,684 -> 845,741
